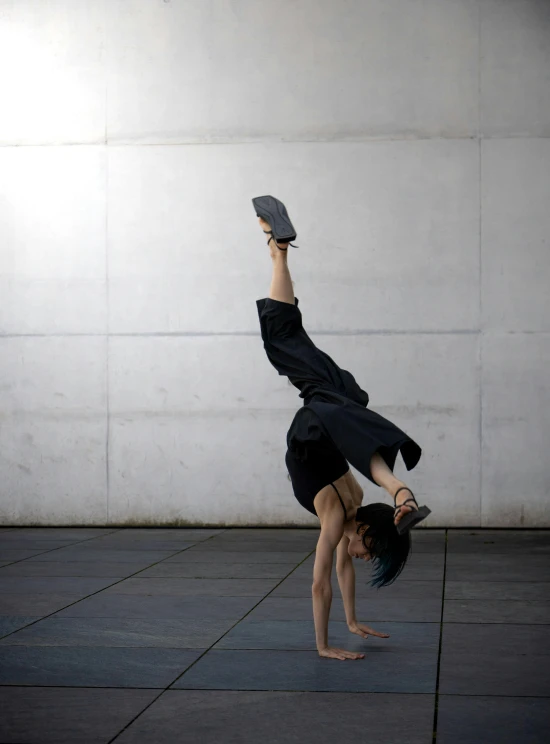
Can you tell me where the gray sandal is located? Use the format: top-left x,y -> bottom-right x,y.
393,487 -> 431,534
252,195 -> 298,250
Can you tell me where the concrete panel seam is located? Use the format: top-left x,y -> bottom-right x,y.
4,331 -> 550,339
2,136 -> 550,149
478,133 -> 483,527
105,109 -> 110,523
0,330 -> 482,338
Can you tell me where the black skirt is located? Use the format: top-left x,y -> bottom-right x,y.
256,297 -> 422,490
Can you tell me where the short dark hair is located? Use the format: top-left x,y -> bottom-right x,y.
355,503 -> 411,587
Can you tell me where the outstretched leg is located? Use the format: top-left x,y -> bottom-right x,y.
260,217 -> 295,305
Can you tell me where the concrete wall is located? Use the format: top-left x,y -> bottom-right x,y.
1,0 -> 549,526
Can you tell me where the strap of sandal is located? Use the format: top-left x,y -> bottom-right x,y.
393,486 -> 418,513
263,229 -> 298,250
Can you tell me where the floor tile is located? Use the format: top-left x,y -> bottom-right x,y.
172,649 -> 438,692
112,528 -> 225,540
0,646 -> 203,687
189,541 -> 315,553
272,576 -> 443,599
212,540 -> 319,550
0,617 -> 39,639
443,599 -> 550,624
27,548 -> 182,562
400,541 -> 445,554
5,528 -> 119,540
409,530 -> 446,539
0,561 -> 150,577
437,695 -> 550,744
447,530 -> 550,554
0,539 -> 82,550
101,577 -> 279,597
441,623 -> 550,656
247,596 -> 442,622
0,549 -> 52,562
439,652 -> 550,696
445,554 -> 550,582
78,538 -> 196,551
445,581 -> 550,601
115,690 -> 434,744
212,529 -> 319,539
137,562 -> 298,579
165,550 -> 308,564
0,687 -> 158,744
54,594 -> 261,620
296,553 -> 444,581
0,577 -> 119,595
0,594 -> 84,616
215,619 -> 440,652
357,580 -> 443,599
0,617 -> 232,649
206,541 -> 319,553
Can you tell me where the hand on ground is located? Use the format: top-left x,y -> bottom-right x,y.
317,646 -> 365,661
348,623 -> 390,640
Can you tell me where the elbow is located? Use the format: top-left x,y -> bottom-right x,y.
312,580 -> 331,596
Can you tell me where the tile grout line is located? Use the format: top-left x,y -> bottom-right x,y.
2,683 -> 549,697
106,547 -> 317,744
0,532 -> 229,643
0,530 -> 124,570
432,529 -> 448,743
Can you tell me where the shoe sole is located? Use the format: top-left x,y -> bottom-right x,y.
252,195 -> 297,243
396,506 -> 432,535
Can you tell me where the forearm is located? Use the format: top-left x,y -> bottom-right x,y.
336,559 -> 357,626
312,582 -> 332,651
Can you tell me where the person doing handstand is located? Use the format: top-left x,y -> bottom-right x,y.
253,196 -> 431,661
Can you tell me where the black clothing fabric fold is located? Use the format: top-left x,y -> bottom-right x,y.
257,297 -> 422,514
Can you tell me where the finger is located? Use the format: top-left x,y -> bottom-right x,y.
343,651 -> 363,659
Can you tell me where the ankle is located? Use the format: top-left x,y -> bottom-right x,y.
270,248 -> 288,262
388,479 -> 408,499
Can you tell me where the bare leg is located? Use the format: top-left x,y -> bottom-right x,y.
259,217 -> 295,305
369,452 -> 417,526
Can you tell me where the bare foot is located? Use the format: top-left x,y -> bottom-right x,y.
393,485 -> 418,528
258,217 -> 289,257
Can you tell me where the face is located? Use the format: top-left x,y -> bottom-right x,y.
347,526 -> 373,561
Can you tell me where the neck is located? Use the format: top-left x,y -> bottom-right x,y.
343,520 -> 358,539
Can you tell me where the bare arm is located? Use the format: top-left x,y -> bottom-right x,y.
312,529 -> 338,652
312,511 -> 364,661
336,528 -> 391,643
335,533 -> 357,627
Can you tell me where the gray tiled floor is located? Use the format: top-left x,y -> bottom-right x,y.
0,527 -> 548,743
